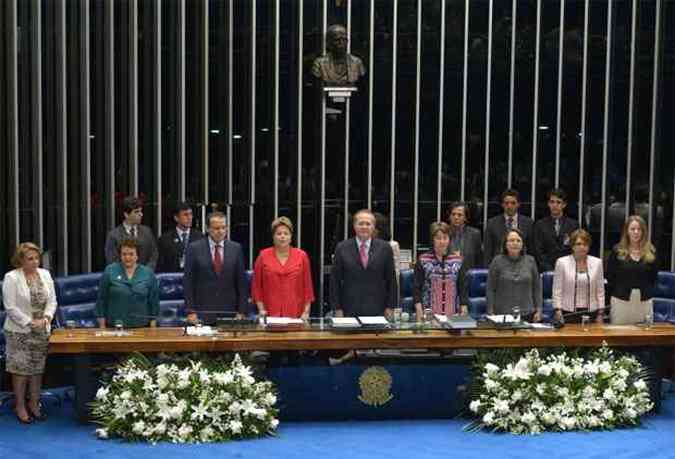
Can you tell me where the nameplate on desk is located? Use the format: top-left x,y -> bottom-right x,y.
446,316 -> 478,329
358,316 -> 389,326
486,314 -> 517,324
94,331 -> 133,337
331,317 -> 361,328
265,317 -> 305,326
186,326 -> 216,336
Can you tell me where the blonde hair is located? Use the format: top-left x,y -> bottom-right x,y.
271,216 -> 294,235
11,242 -> 43,268
616,215 -> 656,263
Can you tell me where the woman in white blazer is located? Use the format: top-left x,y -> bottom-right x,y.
2,242 -> 57,424
552,229 -> 605,324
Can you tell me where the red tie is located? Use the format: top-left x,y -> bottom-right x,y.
213,244 -> 223,274
359,241 -> 369,268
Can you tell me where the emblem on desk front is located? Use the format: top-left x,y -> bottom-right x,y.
358,366 -> 393,406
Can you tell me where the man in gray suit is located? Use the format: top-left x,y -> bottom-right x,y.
446,201 -> 483,270
330,209 -> 397,318
104,196 -> 159,270
483,189 -> 534,266
183,211 -> 247,323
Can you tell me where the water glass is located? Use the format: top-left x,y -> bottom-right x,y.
114,320 -> 124,336
423,307 -> 434,326
65,320 -> 77,338
512,306 -> 521,323
581,315 -> 591,331
644,313 -> 653,330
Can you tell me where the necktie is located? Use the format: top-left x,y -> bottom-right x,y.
213,244 -> 223,274
359,241 -> 369,268
130,227 -> 137,239
554,218 -> 560,237
180,232 -> 188,268
506,217 -> 514,230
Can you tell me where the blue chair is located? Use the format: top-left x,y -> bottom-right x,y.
655,271 -> 675,322
157,272 -> 184,301
465,269 -> 488,318
399,269 -> 415,313
54,273 -> 103,328
541,271 -> 555,323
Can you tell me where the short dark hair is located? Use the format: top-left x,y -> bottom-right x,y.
173,201 -> 193,216
122,196 -> 143,215
118,238 -> 139,255
501,228 -> 526,255
501,189 -> 520,203
206,211 -> 227,228
446,201 -> 471,223
547,188 -> 567,202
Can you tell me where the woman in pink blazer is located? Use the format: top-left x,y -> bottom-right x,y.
552,229 -> 605,324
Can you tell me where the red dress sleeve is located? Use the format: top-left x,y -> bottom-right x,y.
301,250 -> 316,304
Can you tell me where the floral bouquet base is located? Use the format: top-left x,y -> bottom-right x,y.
465,345 -> 653,434
92,353 -> 279,443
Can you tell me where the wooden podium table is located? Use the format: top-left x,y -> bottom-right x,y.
49,323 -> 675,354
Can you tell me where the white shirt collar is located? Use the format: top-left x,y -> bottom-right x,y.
356,238 -> 372,251
504,213 -> 518,227
123,222 -> 138,235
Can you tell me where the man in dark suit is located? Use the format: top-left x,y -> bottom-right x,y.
483,189 -> 534,266
104,196 -> 159,270
446,201 -> 483,269
533,188 -> 579,272
156,202 -> 204,272
330,209 -> 397,317
183,211 -> 247,323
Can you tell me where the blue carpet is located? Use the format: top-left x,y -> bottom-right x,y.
2,395 -> 675,459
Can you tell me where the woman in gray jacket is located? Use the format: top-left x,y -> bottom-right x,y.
486,229 -> 542,322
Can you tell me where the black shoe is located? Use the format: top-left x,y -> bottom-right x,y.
15,411 -> 33,425
28,407 -> 47,422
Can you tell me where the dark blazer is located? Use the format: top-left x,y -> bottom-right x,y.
532,216 -> 579,272
156,228 -> 204,273
104,224 -> 159,270
330,238 -> 397,317
483,214 -> 534,266
183,238 -> 247,320
453,225 -> 483,270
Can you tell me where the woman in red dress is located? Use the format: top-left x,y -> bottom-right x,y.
252,217 -> 315,319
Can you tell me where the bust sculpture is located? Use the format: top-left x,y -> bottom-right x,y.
311,25 -> 365,86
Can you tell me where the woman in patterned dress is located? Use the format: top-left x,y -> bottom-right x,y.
2,242 -> 58,424
413,222 -> 468,321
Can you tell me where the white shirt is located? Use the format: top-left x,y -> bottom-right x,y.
504,213 -> 519,229
123,222 -> 138,237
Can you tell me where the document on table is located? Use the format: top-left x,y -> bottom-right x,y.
331,317 -> 361,327
186,326 -> 216,336
434,314 -> 448,323
265,317 -> 305,326
358,316 -> 390,326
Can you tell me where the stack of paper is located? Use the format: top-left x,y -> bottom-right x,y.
331,317 -> 361,328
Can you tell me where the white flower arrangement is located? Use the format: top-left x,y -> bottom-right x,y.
92,354 -> 279,443
466,345 -> 653,434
